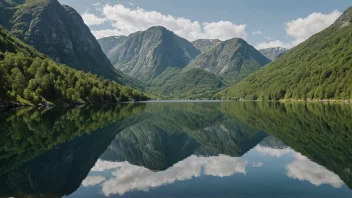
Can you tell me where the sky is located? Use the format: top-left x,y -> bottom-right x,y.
58,0 -> 351,49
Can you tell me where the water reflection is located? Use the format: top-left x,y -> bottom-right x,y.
90,155 -> 247,196
0,101 -> 351,198
286,153 -> 344,188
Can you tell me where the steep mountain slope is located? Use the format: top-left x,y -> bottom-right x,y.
217,6 -> 352,100
98,35 -> 127,55
192,39 -> 222,52
187,38 -> 271,83
0,26 -> 148,106
259,47 -> 288,61
0,0 -> 144,89
108,26 -> 200,84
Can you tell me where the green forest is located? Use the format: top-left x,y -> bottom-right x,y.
0,26 -> 149,106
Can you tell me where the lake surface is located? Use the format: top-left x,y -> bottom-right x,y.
1,101 -> 352,198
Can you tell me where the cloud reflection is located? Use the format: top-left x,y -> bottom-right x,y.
82,176 -> 106,187
90,155 -> 247,196
286,153 -> 344,188
255,145 -> 293,157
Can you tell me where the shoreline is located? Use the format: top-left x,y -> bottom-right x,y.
2,98 -> 351,109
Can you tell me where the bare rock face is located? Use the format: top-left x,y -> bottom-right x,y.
259,47 -> 288,61
187,38 -> 271,84
333,6 -> 352,28
192,39 -> 222,52
98,36 -> 127,55
0,0 -> 144,88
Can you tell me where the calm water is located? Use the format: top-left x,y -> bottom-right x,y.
1,101 -> 352,198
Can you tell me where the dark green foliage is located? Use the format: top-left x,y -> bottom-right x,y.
149,68 -> 227,99
0,26 -> 149,105
0,104 -> 146,175
217,7 -> 352,100
0,103 -> 147,196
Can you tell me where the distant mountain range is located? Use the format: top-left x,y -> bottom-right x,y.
217,6 -> 352,100
259,47 -> 288,61
101,29 -> 271,98
192,39 -> 222,52
98,36 -> 127,55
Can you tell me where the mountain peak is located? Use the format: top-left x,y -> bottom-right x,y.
146,26 -> 170,33
188,37 -> 271,83
0,0 -> 144,89
333,6 -> 352,28
107,26 -> 200,84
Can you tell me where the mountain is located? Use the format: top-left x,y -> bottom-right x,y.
0,26 -> 148,106
192,39 -> 222,52
98,35 -> 127,55
150,67 -> 226,99
187,38 -> 271,84
217,6 -> 352,100
259,47 -> 288,61
107,26 -> 200,84
0,0 -> 144,89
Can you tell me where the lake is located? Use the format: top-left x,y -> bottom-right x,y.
1,101 -> 352,198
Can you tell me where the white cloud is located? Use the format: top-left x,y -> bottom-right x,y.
255,10 -> 341,49
89,155 -> 247,196
82,176 -> 106,187
87,4 -> 247,40
286,153 -> 344,188
82,13 -> 107,26
252,31 -> 262,35
255,40 -> 292,50
285,10 -> 342,45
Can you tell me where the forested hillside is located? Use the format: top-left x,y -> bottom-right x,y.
217,7 -> 352,100
0,26 -> 148,106
0,0 -> 144,89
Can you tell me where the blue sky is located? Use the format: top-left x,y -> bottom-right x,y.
58,0 -> 351,49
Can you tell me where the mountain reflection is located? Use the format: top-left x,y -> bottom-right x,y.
100,102 -> 267,171
0,101 -> 351,197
